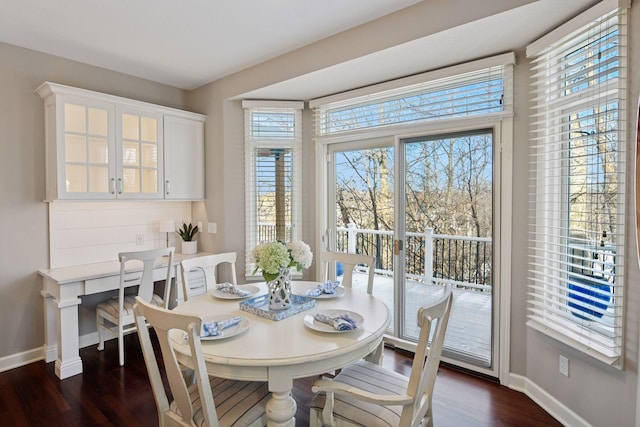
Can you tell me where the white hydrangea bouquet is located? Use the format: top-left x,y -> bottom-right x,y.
249,240 -> 313,282
250,240 -> 313,310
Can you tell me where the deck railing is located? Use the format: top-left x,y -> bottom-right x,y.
336,225 -> 492,292
257,223 -> 492,292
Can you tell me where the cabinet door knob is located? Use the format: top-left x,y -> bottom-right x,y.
165,180 -> 170,195
117,178 -> 123,194
110,178 -> 116,194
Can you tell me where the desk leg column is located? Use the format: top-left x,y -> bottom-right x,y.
266,369 -> 296,427
54,297 -> 83,380
41,290 -> 58,363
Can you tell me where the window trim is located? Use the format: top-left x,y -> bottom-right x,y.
242,100 -> 304,279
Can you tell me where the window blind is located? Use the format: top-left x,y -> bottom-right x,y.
311,56 -> 513,138
243,101 -> 303,278
526,0 -> 628,366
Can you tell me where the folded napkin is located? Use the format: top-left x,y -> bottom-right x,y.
217,282 -> 250,297
184,316 -> 242,340
306,281 -> 341,297
314,312 -> 358,331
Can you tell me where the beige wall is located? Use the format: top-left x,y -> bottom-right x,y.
0,41 -> 187,359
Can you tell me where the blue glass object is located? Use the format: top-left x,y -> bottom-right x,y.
336,261 -> 344,277
567,276 -> 611,320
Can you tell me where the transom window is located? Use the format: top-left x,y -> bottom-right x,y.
315,66 -> 506,136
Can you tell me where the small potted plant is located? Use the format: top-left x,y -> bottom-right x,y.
177,222 -> 199,254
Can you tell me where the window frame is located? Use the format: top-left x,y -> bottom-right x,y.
311,53 -> 515,380
526,0 -> 629,367
242,100 -> 304,279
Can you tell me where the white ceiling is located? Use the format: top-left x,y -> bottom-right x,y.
0,0 -> 420,89
244,0 -> 597,100
0,0 -> 596,100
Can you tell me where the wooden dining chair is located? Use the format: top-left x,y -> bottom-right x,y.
309,284 -> 453,427
133,297 -> 269,427
322,251 -> 375,295
96,247 -> 174,366
322,250 -> 383,366
180,252 -> 238,302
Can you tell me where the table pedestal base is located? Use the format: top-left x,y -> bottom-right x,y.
266,390 -> 297,427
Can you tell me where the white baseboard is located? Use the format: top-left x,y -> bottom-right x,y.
0,347 -> 44,373
1,332 -> 112,374
508,373 -> 591,427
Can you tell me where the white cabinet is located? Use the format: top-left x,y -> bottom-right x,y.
164,115 -> 205,200
36,82 -> 205,201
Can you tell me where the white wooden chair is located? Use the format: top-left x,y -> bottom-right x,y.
180,252 -> 238,302
322,251 -> 383,365
322,251 -> 375,295
133,297 -> 269,427
310,285 -> 453,427
96,247 -> 174,366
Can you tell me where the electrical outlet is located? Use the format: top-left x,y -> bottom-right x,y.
559,355 -> 569,377
135,234 -> 144,245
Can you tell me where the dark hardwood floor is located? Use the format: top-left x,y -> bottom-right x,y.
0,334 -> 562,426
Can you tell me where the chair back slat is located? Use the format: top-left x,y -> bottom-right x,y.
119,247 -> 174,308
322,251 -> 375,295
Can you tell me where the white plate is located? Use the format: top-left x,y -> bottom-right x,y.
303,309 -> 363,333
209,284 -> 260,300
294,282 -> 346,299
200,315 -> 250,341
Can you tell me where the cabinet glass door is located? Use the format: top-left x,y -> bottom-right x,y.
117,109 -> 163,199
63,102 -> 113,196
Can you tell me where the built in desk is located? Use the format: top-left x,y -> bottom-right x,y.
39,252 -> 206,380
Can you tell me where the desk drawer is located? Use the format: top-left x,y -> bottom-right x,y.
84,272 -> 142,295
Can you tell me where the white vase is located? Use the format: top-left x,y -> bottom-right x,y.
181,241 -> 197,255
268,268 -> 292,310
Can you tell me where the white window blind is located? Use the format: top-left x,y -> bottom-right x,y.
526,0 -> 628,366
311,55 -> 514,138
243,101 -> 303,278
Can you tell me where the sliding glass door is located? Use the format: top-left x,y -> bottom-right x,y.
326,129 -> 497,375
397,130 -> 494,370
326,140 -> 396,332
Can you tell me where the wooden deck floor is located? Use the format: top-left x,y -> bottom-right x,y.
352,272 -> 493,368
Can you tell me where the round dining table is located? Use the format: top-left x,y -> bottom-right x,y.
170,281 -> 390,427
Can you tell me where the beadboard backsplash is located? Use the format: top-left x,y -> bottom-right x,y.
48,201 -> 192,268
